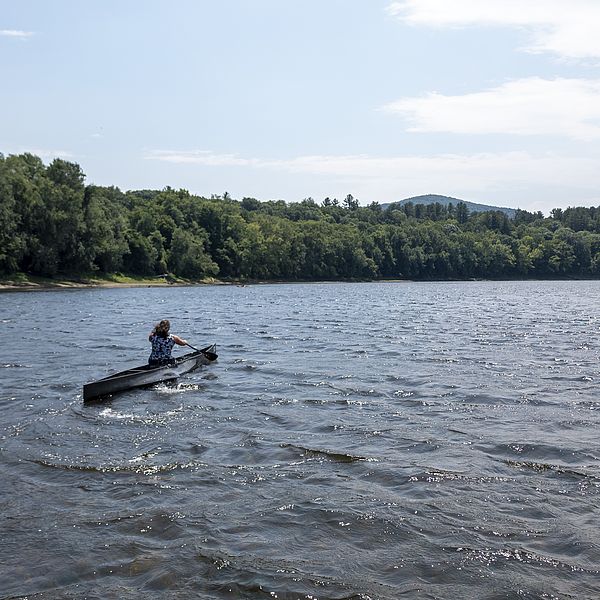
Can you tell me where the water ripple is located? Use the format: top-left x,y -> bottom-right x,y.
2,281 -> 600,599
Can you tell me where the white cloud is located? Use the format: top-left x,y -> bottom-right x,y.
387,0 -> 600,59
145,149 -> 600,197
4,148 -> 74,161
147,150 -> 262,168
0,29 -> 34,39
382,77 -> 600,140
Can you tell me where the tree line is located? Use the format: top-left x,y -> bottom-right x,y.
3,152 -> 600,281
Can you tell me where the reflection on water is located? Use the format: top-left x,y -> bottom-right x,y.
1,281 -> 600,599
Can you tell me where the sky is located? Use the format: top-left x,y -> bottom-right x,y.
2,0 -> 600,212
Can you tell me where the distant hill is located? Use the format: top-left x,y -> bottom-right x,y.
383,194 -> 517,219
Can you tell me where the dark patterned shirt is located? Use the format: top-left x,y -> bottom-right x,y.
149,334 -> 175,362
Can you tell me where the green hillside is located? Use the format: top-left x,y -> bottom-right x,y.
386,194 -> 517,218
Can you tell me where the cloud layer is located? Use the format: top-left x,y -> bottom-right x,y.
146,149 -> 600,198
0,29 -> 34,39
387,0 -> 600,59
383,77 -> 600,139
5,147 -> 73,161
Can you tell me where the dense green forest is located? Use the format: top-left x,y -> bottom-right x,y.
3,152 -> 600,281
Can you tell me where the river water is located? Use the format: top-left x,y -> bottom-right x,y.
1,281 -> 599,599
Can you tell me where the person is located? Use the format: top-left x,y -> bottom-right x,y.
148,320 -> 188,365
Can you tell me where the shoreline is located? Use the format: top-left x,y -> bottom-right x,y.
0,275 -> 231,293
2,274 -> 600,293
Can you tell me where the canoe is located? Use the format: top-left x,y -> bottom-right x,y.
83,344 -> 217,401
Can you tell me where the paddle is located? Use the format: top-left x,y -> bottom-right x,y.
186,343 -> 218,361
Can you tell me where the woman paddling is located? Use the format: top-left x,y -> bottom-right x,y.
148,320 -> 188,365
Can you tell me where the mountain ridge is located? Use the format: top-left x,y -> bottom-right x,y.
383,194 -> 517,218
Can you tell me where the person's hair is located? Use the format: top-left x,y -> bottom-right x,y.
153,319 -> 171,338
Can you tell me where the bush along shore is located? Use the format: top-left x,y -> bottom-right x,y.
3,152 -> 600,283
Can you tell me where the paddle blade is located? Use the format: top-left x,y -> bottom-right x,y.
187,343 -> 218,361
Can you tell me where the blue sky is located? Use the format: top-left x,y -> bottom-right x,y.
3,0 -> 600,212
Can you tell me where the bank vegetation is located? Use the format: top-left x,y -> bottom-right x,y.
3,153 -> 600,282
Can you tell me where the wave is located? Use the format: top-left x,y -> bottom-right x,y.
280,443 -> 371,463
152,382 -> 203,394
97,406 -> 184,424
505,460 -> 600,482
452,544 -> 600,575
408,469 -> 513,485
190,547 -> 397,600
28,457 -> 201,475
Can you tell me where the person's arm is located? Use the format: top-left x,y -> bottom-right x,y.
149,331 -> 155,342
172,335 -> 187,346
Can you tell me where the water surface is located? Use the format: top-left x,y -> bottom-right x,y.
1,281 -> 599,599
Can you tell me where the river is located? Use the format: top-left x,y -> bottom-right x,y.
1,281 -> 599,599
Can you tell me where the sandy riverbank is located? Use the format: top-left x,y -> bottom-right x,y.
0,275 -> 229,293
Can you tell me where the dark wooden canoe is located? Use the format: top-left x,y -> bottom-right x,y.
83,344 -> 217,402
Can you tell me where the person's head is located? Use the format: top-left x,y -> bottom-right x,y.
154,319 -> 171,338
